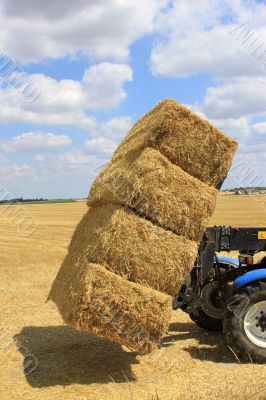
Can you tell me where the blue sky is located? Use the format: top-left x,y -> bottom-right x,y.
1,0 -> 266,198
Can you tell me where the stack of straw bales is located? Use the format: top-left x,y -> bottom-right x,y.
50,99 -> 238,354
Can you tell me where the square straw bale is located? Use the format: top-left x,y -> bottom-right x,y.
88,147 -> 218,241
49,262 -> 172,354
50,204 -> 198,296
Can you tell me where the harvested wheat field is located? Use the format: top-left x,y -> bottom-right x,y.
0,196 -> 266,400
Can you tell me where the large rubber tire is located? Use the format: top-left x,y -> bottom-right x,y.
224,281 -> 266,363
189,308 -> 223,331
189,280 -> 224,331
189,264 -> 234,332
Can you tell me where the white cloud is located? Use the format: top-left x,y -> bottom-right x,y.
202,77 -> 266,119
253,122 -> 266,135
149,0 -> 266,176
0,137 -> 110,198
0,0 -> 165,64
0,132 -> 72,153
0,77 -> 94,129
24,126 -> 129,196
239,142 -> 266,154
2,0 -> 266,196
30,146 -> 109,193
91,116 -> 133,141
2,0 -> 89,19
151,0 -> 266,79
34,154 -> 46,162
186,103 -> 252,142
205,114 -> 266,180
210,117 -> 251,142
83,137 -> 117,156
193,94 -> 266,177
0,63 -> 133,127
0,156 -> 33,185
83,63 -> 133,109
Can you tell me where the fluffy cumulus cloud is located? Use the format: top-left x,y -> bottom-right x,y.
90,116 -> 132,141
0,113 -> 133,196
0,113 -> 134,197
83,137 -> 117,156
208,116 -> 251,140
151,0 -> 266,79
0,156 -> 33,187
150,0 -> 266,160
202,113 -> 266,189
83,63 -> 133,109
2,0 -> 266,197
24,144 -> 111,198
0,140 -> 111,198
0,0 -> 166,63
202,78 -> 266,119
191,96 -> 266,186
2,0 -> 89,18
29,118 -> 133,175
0,63 -> 133,127
150,0 -> 266,183
254,122 -> 266,135
0,132 -> 72,153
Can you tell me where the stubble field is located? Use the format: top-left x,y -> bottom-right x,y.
0,195 -> 266,400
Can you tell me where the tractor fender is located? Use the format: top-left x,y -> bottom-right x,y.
216,256 -> 239,267
233,269 -> 266,290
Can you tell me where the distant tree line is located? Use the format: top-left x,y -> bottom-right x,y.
0,197 -> 48,204
223,187 -> 266,192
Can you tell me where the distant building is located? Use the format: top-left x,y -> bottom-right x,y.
232,188 -> 265,195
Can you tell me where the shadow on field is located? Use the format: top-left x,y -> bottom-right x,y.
14,326 -> 139,387
162,321 -> 238,364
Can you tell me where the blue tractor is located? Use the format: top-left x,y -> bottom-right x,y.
174,226 -> 266,363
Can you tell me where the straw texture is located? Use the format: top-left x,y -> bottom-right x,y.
110,99 -> 238,188
50,204 -> 198,296
49,260 -> 172,354
88,147 -> 218,241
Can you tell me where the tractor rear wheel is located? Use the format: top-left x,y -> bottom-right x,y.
224,281 -> 266,363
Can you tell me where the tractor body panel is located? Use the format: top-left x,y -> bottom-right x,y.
233,269 -> 266,290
